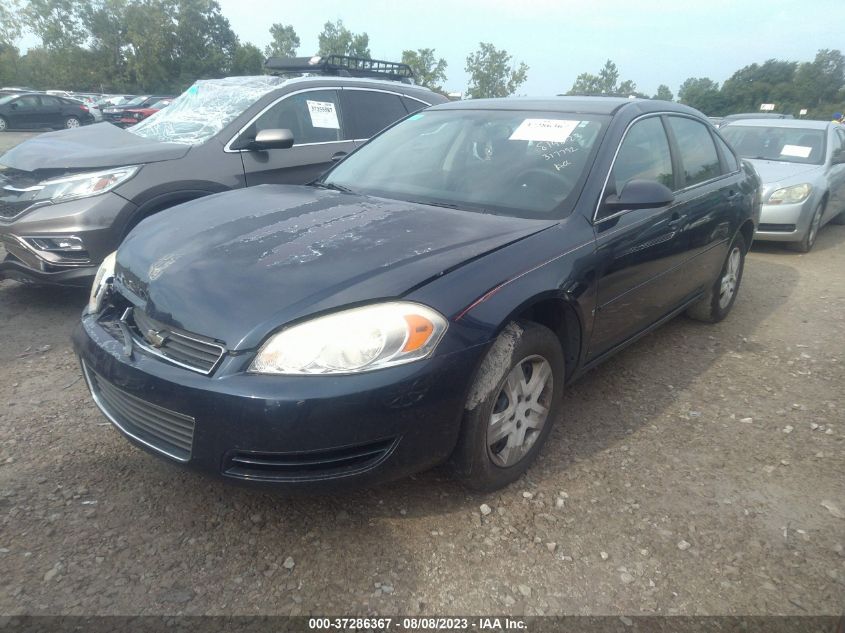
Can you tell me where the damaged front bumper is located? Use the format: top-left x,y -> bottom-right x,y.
73,313 -> 487,490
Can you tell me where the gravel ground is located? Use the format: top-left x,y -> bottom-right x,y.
0,130 -> 843,617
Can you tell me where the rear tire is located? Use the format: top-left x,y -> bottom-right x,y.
451,321 -> 564,492
0,116 -> 7,132
687,233 -> 747,323
64,116 -> 81,129
789,202 -> 824,253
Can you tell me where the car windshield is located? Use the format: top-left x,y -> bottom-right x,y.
722,125 -> 826,165
128,76 -> 286,145
149,100 -> 171,110
323,109 -> 608,218
0,95 -> 17,105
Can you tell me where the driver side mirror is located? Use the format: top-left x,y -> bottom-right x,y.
604,179 -> 674,212
246,128 -> 294,151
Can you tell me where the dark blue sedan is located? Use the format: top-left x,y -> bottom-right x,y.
73,97 -> 760,491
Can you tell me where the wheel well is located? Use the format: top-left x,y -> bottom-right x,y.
123,194 -> 206,238
514,298 -> 581,381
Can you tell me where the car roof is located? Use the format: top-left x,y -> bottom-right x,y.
723,119 -> 830,130
427,96 -> 703,117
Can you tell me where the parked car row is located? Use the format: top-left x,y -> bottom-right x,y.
1,56 -> 843,493
0,88 -> 175,131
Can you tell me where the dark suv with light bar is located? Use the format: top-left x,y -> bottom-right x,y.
0,56 -> 446,286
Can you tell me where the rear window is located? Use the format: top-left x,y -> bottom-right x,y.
721,125 -> 826,165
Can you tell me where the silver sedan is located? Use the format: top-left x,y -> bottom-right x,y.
722,119 -> 845,252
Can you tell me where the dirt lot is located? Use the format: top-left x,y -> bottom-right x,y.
0,131 -> 843,617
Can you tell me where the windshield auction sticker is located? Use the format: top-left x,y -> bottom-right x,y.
307,100 -> 340,129
510,118 -> 580,142
780,144 -> 812,158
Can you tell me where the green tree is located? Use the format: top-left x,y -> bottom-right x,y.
83,0 -> 130,90
124,0 -> 177,92
232,42 -> 263,75
317,19 -> 369,58
23,0 -> 88,50
173,0 -> 238,83
653,84 -> 673,101
720,59 -> 798,114
465,42 -> 528,99
0,0 -> 22,46
567,60 -> 635,96
264,23 -> 299,58
794,49 -> 844,109
678,77 -> 724,115
401,48 -> 447,91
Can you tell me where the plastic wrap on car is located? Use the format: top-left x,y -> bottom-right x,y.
128,76 -> 288,145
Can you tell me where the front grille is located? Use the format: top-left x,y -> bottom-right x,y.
84,364 -> 195,461
758,223 -> 796,232
131,309 -> 225,374
223,438 -> 397,482
0,169 -> 42,220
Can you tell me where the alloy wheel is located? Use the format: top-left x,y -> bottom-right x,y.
487,354 -> 553,468
65,117 -> 80,129
0,118 -> 6,132
719,246 -> 741,309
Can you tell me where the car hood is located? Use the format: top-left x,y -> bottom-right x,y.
743,159 -> 823,185
115,185 -> 558,350
0,123 -> 190,171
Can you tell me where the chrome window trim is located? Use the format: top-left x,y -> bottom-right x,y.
594,112 -> 740,225
224,87 -> 432,153
81,361 -> 193,463
224,87 -> 347,153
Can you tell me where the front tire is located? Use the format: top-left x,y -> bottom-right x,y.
64,116 -> 81,129
789,202 -> 824,252
687,233 -> 747,323
451,321 -> 564,492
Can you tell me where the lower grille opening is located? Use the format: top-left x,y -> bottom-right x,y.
758,223 -> 796,233
224,438 -> 397,482
84,364 -> 195,462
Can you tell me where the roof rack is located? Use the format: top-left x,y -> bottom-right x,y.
264,55 -> 415,83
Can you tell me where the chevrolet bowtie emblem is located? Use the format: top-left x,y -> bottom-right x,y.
146,329 -> 168,348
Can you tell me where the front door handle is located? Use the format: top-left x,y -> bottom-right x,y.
667,212 -> 685,228
330,151 -> 348,162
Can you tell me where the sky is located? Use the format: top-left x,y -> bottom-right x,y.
210,0 -> 842,96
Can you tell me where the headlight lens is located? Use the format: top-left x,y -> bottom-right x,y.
87,251 -> 117,314
768,183 -> 811,205
31,166 -> 139,204
250,302 -> 448,375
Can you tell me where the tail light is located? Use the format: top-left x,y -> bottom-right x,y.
79,105 -> 89,112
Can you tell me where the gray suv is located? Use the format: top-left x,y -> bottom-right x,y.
0,56 -> 446,285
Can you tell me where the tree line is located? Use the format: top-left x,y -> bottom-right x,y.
0,0 -> 528,98
1,0 -> 842,117
568,54 -> 845,120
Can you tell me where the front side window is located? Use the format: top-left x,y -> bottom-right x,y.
251,90 -> 343,145
611,116 -> 674,196
324,109 -> 607,218
667,116 -> 721,187
343,90 -> 408,139
15,96 -> 40,109
721,124 -> 826,166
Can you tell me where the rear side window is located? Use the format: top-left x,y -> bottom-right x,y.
342,90 -> 408,139
402,96 -> 428,114
252,90 -> 343,145
714,134 -> 739,172
40,96 -> 61,107
667,116 -> 721,187
611,116 -> 674,196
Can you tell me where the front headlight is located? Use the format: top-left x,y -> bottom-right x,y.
767,183 -> 811,205
250,302 -> 448,375
87,251 -> 117,314
32,166 -> 139,204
